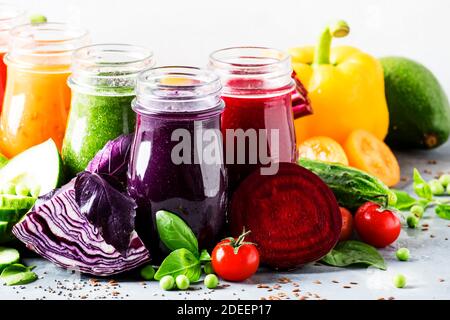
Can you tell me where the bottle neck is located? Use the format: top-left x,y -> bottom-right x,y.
5,22 -> 89,72
69,44 -> 154,96
133,66 -> 224,117
208,47 -> 294,98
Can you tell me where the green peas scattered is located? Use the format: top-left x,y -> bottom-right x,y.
396,248 -> 410,261
410,205 -> 424,218
175,275 -> 190,290
439,174 -> 450,187
406,214 -> 419,229
428,179 -> 445,196
159,275 -> 175,291
204,274 -> 219,289
204,262 -> 214,275
140,265 -> 155,280
393,274 -> 406,288
15,183 -> 30,196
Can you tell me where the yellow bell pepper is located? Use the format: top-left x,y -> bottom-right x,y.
289,20 -> 389,146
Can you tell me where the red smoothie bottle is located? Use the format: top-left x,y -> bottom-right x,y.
209,47 -> 311,194
0,4 -> 26,112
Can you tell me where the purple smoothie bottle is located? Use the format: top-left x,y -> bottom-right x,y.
127,67 -> 227,261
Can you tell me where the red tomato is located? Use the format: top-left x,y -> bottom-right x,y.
211,231 -> 260,282
339,207 -> 353,241
354,202 -> 401,248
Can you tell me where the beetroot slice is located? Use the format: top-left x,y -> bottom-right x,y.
229,162 -> 341,270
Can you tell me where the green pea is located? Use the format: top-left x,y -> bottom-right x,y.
29,14 -> 47,24
395,248 -> 410,261
204,262 -> 214,275
410,205 -> 424,218
439,174 -> 450,187
204,274 -> 219,289
159,275 -> 175,291
15,183 -> 30,196
140,265 -> 155,280
429,179 -> 444,196
175,275 -> 190,290
406,214 -> 419,229
1,183 -> 16,195
393,274 -> 406,288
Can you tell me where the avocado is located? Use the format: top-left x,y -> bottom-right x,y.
380,57 -> 450,149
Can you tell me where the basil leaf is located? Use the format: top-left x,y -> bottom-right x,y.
413,168 -> 433,200
0,264 -> 38,286
436,204 -> 450,220
154,248 -> 201,282
199,249 -> 211,263
156,210 -> 198,255
321,240 -> 386,270
391,189 -> 417,210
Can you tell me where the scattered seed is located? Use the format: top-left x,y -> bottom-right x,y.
292,288 -> 300,293
277,277 -> 291,284
377,297 -> 385,300
343,286 -> 351,289
439,279 -> 445,282
388,296 -> 395,300
257,284 -> 269,289
313,280 -> 322,285
332,280 -> 339,283
422,224 -> 429,227
427,160 -> 437,165
430,234 -> 435,238
350,282 -> 358,285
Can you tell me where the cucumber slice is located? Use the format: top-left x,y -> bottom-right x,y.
0,139 -> 62,196
0,247 -> 20,272
0,209 -> 24,223
0,195 -> 36,210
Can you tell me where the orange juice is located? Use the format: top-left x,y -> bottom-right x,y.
0,23 -> 89,157
0,64 -> 71,156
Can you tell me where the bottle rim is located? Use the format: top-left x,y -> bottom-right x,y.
69,43 -> 155,96
5,22 -> 90,70
208,46 -> 294,97
133,66 -> 224,115
0,4 -> 26,32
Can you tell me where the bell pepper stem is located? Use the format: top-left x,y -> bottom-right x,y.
314,20 -> 350,65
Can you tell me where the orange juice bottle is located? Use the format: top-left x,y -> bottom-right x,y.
0,23 -> 89,157
0,4 -> 27,113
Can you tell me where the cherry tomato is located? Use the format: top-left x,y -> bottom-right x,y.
354,202 -> 401,248
211,230 -> 260,282
339,207 -> 353,241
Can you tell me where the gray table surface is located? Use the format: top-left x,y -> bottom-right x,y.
1,143 -> 450,301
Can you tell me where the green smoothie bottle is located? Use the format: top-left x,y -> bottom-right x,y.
62,44 -> 154,177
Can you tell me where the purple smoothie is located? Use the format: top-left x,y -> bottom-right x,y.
127,67 -> 227,261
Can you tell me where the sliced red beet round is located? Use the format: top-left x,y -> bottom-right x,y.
229,162 -> 341,270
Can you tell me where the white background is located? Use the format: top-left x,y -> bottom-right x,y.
7,0 -> 450,93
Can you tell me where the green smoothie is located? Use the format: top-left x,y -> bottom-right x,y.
62,92 -> 135,177
61,44 -> 154,178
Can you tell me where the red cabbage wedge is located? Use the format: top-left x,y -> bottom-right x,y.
12,135 -> 150,276
12,180 -> 150,276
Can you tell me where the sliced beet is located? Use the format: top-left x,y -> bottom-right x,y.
229,162 -> 341,270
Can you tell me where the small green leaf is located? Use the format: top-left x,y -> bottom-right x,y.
156,210 -> 198,256
391,189 -> 417,210
0,264 -> 38,286
321,240 -> 386,270
154,248 -> 201,282
199,249 -> 211,263
413,169 -> 433,200
436,204 -> 450,220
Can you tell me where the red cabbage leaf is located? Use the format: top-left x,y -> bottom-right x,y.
75,171 -> 136,255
